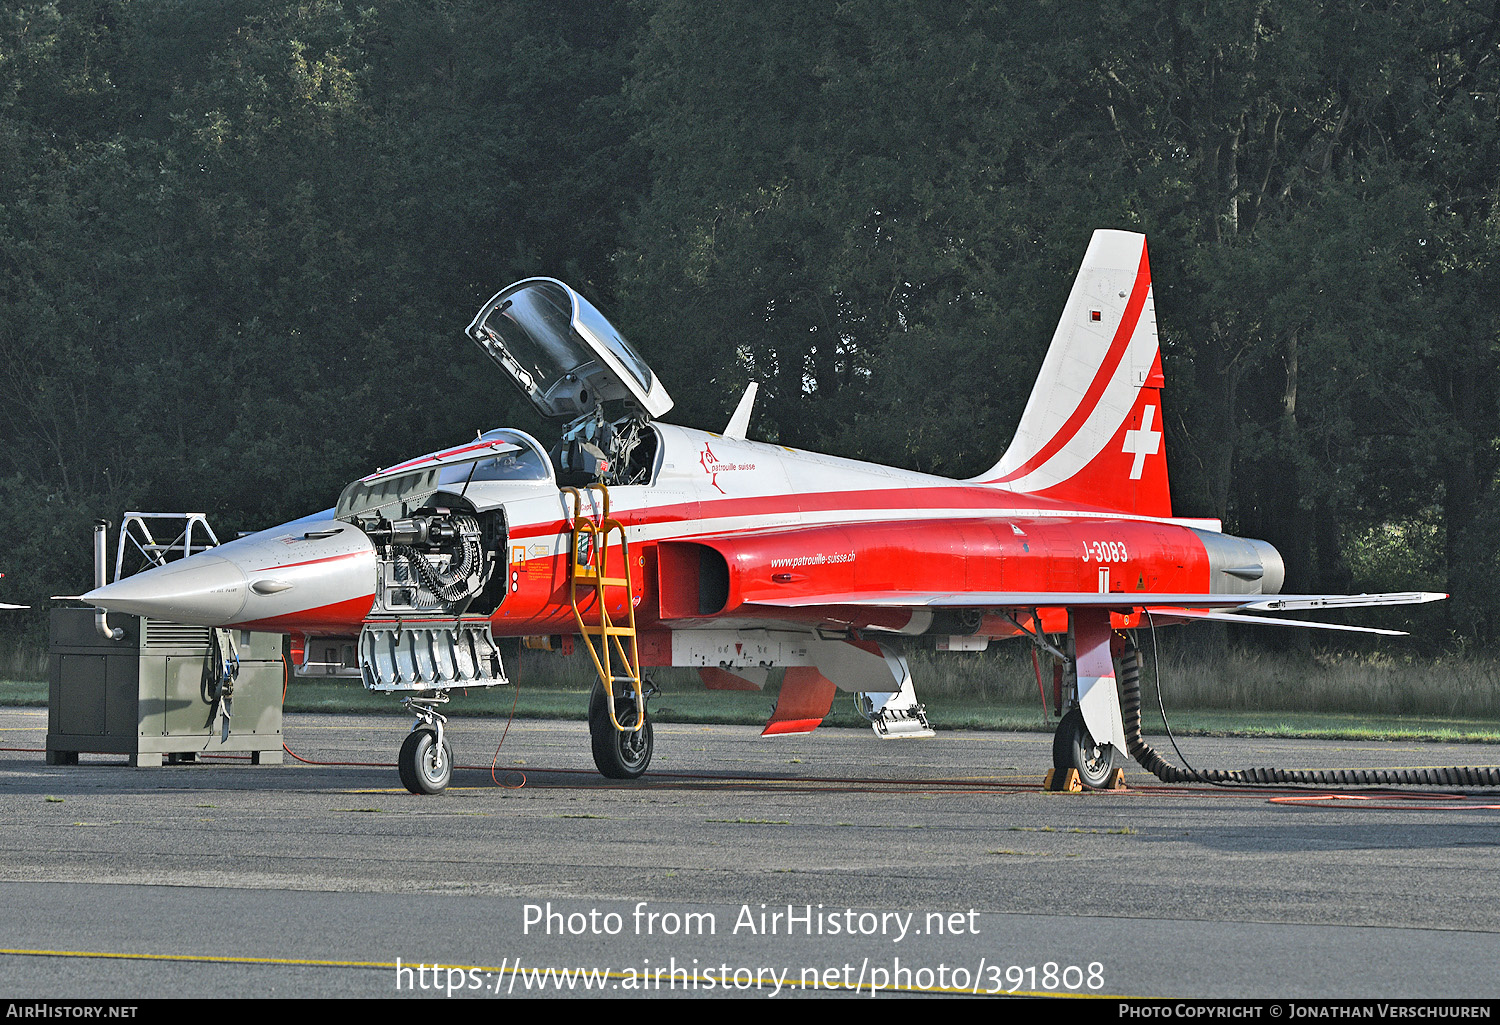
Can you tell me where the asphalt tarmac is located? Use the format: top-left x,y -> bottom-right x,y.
2,705 -> 1498,1000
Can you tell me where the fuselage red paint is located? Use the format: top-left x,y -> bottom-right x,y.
249,484 -> 1218,648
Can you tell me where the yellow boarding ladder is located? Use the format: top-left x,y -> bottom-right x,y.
562,484 -> 643,732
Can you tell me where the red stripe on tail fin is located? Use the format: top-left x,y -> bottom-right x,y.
973,230 -> 1172,518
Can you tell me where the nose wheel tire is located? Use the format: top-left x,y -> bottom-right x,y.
1053,707 -> 1119,790
398,727 -> 453,795
589,685 -> 653,779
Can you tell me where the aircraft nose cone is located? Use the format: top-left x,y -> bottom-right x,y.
82,555 -> 249,626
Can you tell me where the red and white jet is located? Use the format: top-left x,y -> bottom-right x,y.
81,230 -> 1443,793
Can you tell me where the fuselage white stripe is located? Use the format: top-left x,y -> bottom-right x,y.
590,506 -> 1222,544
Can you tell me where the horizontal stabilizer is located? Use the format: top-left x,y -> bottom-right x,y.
1155,609 -> 1409,636
0,602 -> 29,610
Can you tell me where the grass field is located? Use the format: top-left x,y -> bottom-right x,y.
6,638 -> 1499,743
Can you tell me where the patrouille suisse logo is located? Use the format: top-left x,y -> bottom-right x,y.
699,442 -> 754,495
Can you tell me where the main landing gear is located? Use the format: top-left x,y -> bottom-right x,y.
565,483 -> 654,781
1033,609 -> 1126,791
589,681 -> 654,779
1052,706 -> 1119,790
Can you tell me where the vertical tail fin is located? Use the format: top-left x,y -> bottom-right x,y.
972,229 -> 1171,518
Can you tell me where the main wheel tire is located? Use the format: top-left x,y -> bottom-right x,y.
398,728 -> 453,795
1053,707 -> 1118,790
589,685 -> 653,779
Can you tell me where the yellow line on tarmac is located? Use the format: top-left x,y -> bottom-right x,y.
0,947 -> 391,970
0,948 -> 1134,996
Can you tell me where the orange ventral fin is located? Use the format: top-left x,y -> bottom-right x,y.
761,666 -> 837,736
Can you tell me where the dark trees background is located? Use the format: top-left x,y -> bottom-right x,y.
2,0 -> 1497,650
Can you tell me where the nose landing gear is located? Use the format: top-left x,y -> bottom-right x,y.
398,693 -> 454,794
399,727 -> 453,794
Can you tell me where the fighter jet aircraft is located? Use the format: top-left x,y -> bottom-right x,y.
81,230 -> 1443,793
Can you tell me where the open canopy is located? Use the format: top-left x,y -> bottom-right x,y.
466,278 -> 673,420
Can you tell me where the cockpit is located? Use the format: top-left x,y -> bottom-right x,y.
325,279 -> 672,621
466,278 -> 670,489
434,430 -> 552,488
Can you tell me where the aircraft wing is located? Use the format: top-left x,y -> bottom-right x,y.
748,590 -> 1445,610
744,590 -> 1446,635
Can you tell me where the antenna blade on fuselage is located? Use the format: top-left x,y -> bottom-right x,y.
724,382 -> 758,440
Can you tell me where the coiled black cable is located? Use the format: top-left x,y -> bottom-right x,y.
1120,616 -> 1500,787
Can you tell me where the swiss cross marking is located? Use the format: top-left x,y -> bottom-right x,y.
1122,404 -> 1161,480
